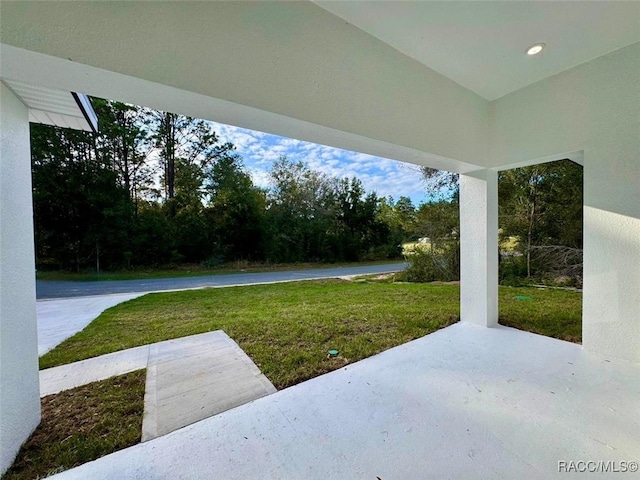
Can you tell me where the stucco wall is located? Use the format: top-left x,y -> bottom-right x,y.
460,170 -> 498,328
490,43 -> 640,362
0,1 -> 488,170
0,83 -> 40,472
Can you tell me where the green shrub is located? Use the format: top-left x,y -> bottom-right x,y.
404,242 -> 459,283
499,255 -> 527,286
202,255 -> 225,268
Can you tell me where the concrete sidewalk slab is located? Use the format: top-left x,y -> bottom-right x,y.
39,345 -> 150,397
37,293 -> 144,355
39,331 -> 277,441
142,331 -> 276,441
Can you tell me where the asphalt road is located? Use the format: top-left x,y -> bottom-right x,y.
36,262 -> 407,299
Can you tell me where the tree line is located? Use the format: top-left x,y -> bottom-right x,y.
31,99 -> 420,271
31,98 -> 583,284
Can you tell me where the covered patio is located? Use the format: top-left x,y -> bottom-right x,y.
1,1 -> 638,477
47,324 -> 640,479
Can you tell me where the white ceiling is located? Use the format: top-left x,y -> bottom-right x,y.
314,1 -> 640,100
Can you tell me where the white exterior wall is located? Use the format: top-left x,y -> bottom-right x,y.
460,169 -> 498,327
490,43 -> 640,362
0,82 -> 40,472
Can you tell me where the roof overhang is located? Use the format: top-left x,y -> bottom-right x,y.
1,78 -> 97,133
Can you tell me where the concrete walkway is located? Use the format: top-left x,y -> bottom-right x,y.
39,344 -> 150,397
48,323 -> 640,480
142,331 -> 276,441
37,293 -> 144,355
39,331 -> 276,440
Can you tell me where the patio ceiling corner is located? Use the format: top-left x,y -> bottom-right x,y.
1,78 -> 97,133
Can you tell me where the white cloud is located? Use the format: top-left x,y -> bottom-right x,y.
247,167 -> 271,189
206,121 -> 427,204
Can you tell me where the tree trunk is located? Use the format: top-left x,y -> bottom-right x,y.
164,112 -> 176,200
526,169 -> 538,278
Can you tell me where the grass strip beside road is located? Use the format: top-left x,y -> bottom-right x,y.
40,280 -> 582,389
4,370 -> 145,480
40,280 -> 459,388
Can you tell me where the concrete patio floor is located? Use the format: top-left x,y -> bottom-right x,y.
49,322 -> 640,480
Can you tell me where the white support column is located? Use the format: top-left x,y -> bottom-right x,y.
460,169 -> 498,327
0,82 -> 40,473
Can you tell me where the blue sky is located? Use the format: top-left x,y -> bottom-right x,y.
207,121 -> 428,206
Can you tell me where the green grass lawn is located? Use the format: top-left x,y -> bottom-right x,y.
40,280 -> 582,389
499,286 -> 582,343
36,260 -> 402,282
4,370 -> 145,480
40,279 -> 459,388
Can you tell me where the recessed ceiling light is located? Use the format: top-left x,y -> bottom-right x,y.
526,43 -> 546,56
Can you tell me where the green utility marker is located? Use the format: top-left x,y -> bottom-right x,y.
328,349 -> 339,357
515,295 -> 532,301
